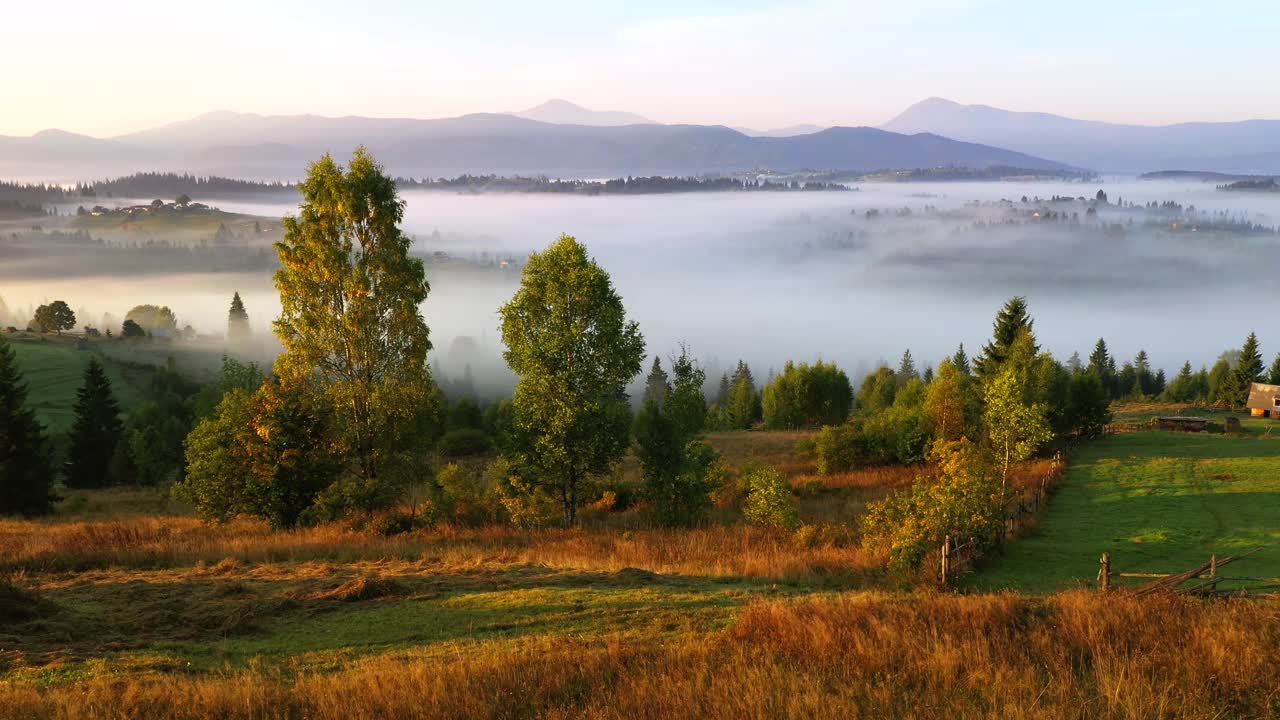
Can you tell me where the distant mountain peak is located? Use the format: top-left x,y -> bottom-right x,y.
511,99 -> 653,127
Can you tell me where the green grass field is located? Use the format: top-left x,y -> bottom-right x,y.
8,338 -> 146,433
972,429 -> 1280,592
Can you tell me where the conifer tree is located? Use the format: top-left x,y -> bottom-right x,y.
1268,354 -> 1280,385
642,356 -> 669,406
896,349 -> 917,387
951,343 -> 970,375
227,291 -> 251,342
66,357 -> 124,488
973,296 -> 1036,381
1231,332 -> 1264,406
0,338 -> 57,515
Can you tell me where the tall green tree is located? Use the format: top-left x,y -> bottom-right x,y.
634,345 -> 720,525
1268,355 -> 1280,385
973,296 -> 1036,381
984,367 -> 1053,488
1067,371 -> 1112,439
0,338 -> 56,515
273,148 -> 436,493
1087,338 -> 1115,395
1231,332 -> 1264,406
499,235 -> 645,526
33,300 -> 76,335
642,356 -> 669,406
762,360 -> 853,429
952,343 -> 970,376
924,358 -> 978,441
896,349 -> 917,387
65,358 -> 124,488
227,291 -> 251,342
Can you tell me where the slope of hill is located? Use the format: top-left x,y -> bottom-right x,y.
510,99 -> 653,126
883,97 -> 1280,173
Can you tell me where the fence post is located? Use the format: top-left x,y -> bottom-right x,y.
1210,554 -> 1217,579
1098,552 -> 1111,593
941,535 -> 951,588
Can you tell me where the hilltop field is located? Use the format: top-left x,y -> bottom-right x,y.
3,371 -> 1280,717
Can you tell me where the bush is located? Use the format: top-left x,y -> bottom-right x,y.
437,428 -> 493,457
814,424 -> 864,475
861,439 -> 1004,569
742,466 -> 800,531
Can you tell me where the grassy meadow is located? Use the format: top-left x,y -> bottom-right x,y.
4,405 -> 1280,717
8,337 -> 146,433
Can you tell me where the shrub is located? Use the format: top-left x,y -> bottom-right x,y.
814,424 -> 864,475
742,466 -> 800,531
437,428 -> 493,457
862,439 -> 1005,569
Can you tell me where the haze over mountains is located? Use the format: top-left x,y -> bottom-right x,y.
883,97 -> 1280,174
0,101 -> 1067,180
6,97 -> 1280,180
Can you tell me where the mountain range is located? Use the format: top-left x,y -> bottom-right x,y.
882,97 -> 1280,174
9,97 -> 1280,180
0,101 -> 1069,180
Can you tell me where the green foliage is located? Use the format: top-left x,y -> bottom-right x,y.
1208,356 -> 1234,404
273,148 -> 437,491
438,428 -> 493,457
973,296 -> 1036,381
762,360 -> 853,430
813,423 -> 868,475
179,381 -> 339,528
856,366 -> 897,415
446,397 -> 484,432
488,457 -> 561,529
742,466 -> 799,531
1066,371 -> 1112,439
633,345 -> 720,525
722,361 -> 761,430
1231,332 -> 1264,407
499,234 -> 645,526
863,439 -> 1005,569
33,300 -> 76,335
984,368 -> 1054,483
923,359 -> 978,441
0,338 -> 57,515
65,358 -> 124,488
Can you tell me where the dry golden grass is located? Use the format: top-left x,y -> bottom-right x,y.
0,515 -> 874,582
4,591 -> 1278,719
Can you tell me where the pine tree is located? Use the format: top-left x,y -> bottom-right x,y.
66,358 -> 125,488
1268,354 -> 1280,385
642,356 -> 670,406
973,296 -> 1036,380
0,338 -> 57,515
951,343 -> 970,375
1087,338 -> 1115,397
228,292 -> 251,342
896,349 -> 917,387
1231,332 -> 1264,406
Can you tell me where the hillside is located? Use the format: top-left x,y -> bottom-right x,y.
883,97 -> 1280,173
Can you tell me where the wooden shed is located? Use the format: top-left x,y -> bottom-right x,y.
1246,382 -> 1280,418
1155,416 -> 1209,432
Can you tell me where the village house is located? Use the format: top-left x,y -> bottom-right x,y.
1246,382 -> 1280,418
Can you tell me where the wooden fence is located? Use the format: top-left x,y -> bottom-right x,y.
1097,547 -> 1279,597
939,452 -> 1064,587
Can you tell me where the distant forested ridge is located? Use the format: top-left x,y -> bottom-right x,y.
395,174 -> 850,194
1218,178 -> 1280,192
858,165 -> 1096,182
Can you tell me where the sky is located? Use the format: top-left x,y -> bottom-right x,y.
3,0 -> 1277,137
